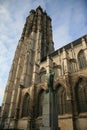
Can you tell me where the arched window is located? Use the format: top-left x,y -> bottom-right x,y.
22,93 -> 30,117
53,67 -> 58,79
56,84 -> 66,115
69,59 -> 76,73
38,90 -> 44,116
78,50 -> 87,69
53,63 -> 58,79
75,78 -> 87,113
40,68 -> 46,83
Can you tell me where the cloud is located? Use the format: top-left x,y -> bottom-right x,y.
32,0 -> 46,9
68,1 -> 87,39
51,0 -> 87,49
53,24 -> 71,49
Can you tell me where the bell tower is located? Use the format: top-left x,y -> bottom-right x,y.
0,6 -> 54,129
19,6 -> 54,86
21,6 -> 54,61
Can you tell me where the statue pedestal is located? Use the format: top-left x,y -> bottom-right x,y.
40,88 -> 60,130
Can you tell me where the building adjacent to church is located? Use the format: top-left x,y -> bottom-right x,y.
0,6 -> 87,130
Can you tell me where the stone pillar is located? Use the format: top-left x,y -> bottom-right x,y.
62,48 -> 70,74
12,85 -> 23,129
31,31 -> 42,85
64,75 -> 74,130
46,56 -> 53,74
47,16 -> 54,53
63,46 -> 74,130
65,75 -> 72,111
7,55 -> 23,129
70,43 -> 78,72
32,63 -> 40,85
40,73 -> 60,130
14,85 -> 23,119
58,50 -> 62,76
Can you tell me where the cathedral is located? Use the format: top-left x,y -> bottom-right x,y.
0,6 -> 87,130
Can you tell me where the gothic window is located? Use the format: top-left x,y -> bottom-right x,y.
40,67 -> 46,83
53,67 -> 58,79
75,78 -> 87,113
56,84 -> 66,115
38,90 -> 44,116
22,93 -> 30,117
69,59 -> 76,73
53,63 -> 58,79
78,50 -> 87,69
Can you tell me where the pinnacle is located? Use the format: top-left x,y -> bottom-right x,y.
36,5 -> 43,12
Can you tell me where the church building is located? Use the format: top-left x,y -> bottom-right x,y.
0,6 -> 87,130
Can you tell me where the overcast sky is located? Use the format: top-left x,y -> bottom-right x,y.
0,0 -> 87,105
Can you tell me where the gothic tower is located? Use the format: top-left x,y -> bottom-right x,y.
0,6 -> 54,129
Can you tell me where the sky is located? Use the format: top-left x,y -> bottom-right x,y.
0,0 -> 87,105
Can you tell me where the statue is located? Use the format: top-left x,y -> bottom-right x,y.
47,72 -> 54,91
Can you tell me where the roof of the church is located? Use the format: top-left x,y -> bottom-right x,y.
50,34 -> 87,57
41,34 -> 87,62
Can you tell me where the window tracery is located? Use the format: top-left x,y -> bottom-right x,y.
53,66 -> 58,79
78,50 -> 87,69
69,59 -> 76,73
22,93 -> 30,117
75,78 -> 87,113
38,90 -> 44,116
56,84 -> 66,115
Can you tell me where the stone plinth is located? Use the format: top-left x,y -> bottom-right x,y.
40,73 -> 60,130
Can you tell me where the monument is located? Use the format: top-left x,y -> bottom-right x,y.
40,72 -> 60,130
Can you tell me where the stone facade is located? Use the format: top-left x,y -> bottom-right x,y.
0,106 -> 1,116
0,6 -> 87,130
